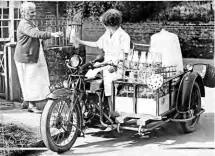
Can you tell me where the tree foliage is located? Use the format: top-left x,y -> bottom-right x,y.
66,1 -> 214,23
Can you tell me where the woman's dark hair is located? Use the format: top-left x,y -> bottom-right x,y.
99,9 -> 122,27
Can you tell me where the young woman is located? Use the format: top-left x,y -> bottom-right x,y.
73,9 -> 131,116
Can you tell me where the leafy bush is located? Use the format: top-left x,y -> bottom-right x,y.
156,1 -> 214,22
180,38 -> 214,58
66,1 -> 214,23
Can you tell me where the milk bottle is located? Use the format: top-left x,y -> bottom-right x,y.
70,27 -> 79,48
154,52 -> 162,67
138,51 -> 147,84
117,60 -> 124,79
145,52 -> 155,84
131,50 -> 139,70
139,51 -> 147,70
125,52 -> 132,69
147,52 -> 154,66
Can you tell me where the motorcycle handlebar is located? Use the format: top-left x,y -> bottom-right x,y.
93,62 -> 116,68
80,61 -> 116,71
66,60 -> 117,72
80,62 -> 93,71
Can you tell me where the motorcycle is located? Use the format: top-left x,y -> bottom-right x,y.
40,51 -> 215,153
40,54 -> 115,153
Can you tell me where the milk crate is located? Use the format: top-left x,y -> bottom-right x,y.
113,65 -> 181,117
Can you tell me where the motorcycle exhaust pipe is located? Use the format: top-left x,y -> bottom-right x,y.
95,92 -> 114,128
171,108 -> 205,122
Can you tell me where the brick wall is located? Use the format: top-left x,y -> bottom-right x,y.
83,21 -> 214,60
45,21 -> 214,86
34,2 -> 214,86
33,2 -> 71,87
124,22 -> 214,59
43,48 -> 68,87
34,2 -> 57,19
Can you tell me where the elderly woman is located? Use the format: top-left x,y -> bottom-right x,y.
14,2 -> 63,113
73,9 -> 131,116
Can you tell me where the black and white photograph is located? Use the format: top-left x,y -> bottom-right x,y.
0,0 -> 214,156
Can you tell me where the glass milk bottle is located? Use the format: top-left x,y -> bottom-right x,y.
138,51 -> 147,83
139,51 -> 147,70
147,52 -> 154,66
154,52 -> 162,68
128,70 -> 135,83
117,59 -> 124,79
145,52 -> 155,84
125,52 -> 132,70
131,50 -> 139,70
70,27 -> 79,48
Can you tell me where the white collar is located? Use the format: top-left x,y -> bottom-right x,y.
106,26 -> 122,38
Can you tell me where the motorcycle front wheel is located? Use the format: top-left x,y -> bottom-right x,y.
40,98 -> 81,153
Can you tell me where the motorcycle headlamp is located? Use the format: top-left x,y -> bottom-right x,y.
185,64 -> 193,71
70,55 -> 82,68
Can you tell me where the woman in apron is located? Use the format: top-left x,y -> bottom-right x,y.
72,9 -> 131,116
14,2 -> 63,113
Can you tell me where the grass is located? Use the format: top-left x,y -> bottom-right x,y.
0,123 -> 37,156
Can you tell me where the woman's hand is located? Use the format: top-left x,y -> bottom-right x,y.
108,66 -> 117,73
51,31 -> 64,38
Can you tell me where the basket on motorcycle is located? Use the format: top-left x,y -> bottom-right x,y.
203,64 -> 215,88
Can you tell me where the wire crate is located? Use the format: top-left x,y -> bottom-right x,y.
113,65 -> 181,117
122,65 -> 178,84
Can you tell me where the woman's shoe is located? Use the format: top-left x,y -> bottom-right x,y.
21,101 -> 29,109
28,102 -> 42,114
28,107 -> 42,114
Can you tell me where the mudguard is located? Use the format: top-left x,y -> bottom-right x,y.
46,88 -> 84,130
176,71 -> 205,113
47,88 -> 73,100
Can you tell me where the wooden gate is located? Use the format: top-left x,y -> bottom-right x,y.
0,42 -> 21,101
0,48 -> 8,99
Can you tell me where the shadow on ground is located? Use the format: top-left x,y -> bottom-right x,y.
60,112 -> 214,156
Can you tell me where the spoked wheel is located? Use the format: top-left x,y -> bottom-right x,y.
40,98 -> 81,153
181,82 -> 201,133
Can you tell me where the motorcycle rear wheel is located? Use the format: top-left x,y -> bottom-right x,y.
180,82 -> 201,133
40,99 -> 81,153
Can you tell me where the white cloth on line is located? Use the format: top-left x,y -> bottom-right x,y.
15,40 -> 50,101
150,29 -> 184,73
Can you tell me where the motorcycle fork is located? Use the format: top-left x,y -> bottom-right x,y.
96,91 -> 114,128
69,91 -> 85,137
57,100 -> 66,116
